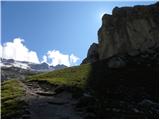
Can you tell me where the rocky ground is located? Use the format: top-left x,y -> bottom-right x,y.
18,80 -> 86,119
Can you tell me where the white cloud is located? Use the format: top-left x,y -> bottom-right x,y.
41,55 -> 47,63
0,44 -> 2,58
1,38 -> 40,63
41,50 -> 79,67
47,50 -> 70,66
70,54 -> 80,65
1,38 -> 80,66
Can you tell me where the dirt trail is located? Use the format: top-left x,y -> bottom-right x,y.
19,80 -> 84,119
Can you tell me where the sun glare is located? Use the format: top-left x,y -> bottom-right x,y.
100,12 -> 106,19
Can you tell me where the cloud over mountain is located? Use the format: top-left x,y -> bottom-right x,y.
1,38 -> 40,63
42,50 -> 79,67
1,38 -> 79,66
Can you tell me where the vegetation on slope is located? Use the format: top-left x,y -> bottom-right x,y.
1,80 -> 26,118
27,63 -> 91,89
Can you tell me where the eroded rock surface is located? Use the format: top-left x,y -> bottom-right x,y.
82,2 -> 159,63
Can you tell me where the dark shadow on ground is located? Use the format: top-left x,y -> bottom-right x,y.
83,48 -> 159,118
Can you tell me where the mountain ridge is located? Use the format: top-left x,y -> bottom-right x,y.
0,58 -> 67,71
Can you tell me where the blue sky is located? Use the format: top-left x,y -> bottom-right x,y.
1,1 -> 156,66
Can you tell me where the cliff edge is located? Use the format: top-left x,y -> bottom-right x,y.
82,2 -> 159,63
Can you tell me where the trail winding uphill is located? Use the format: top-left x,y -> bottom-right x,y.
19,80 -> 84,119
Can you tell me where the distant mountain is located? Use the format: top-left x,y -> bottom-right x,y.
29,63 -> 67,71
51,64 -> 67,70
29,62 -> 50,71
1,58 -> 30,69
0,58 -> 67,71
1,58 -> 67,81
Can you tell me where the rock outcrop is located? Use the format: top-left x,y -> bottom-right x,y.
82,2 -> 159,63
80,2 -> 159,118
82,43 -> 99,64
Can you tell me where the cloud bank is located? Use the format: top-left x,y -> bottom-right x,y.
1,38 -> 40,63
41,50 -> 79,66
1,38 -> 79,66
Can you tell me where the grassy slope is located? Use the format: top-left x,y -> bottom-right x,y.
1,64 -> 91,118
1,80 -> 26,118
27,55 -> 158,100
27,63 -> 91,89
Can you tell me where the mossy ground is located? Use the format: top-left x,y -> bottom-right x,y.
1,80 -> 26,118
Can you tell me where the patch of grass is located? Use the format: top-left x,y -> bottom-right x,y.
27,64 -> 91,89
1,80 -> 26,118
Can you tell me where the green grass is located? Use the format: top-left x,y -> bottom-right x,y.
27,63 -> 91,89
1,80 -> 26,118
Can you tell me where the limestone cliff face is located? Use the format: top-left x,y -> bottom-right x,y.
83,2 -> 159,63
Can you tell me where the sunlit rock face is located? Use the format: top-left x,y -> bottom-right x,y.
98,2 -> 159,60
82,2 -> 159,64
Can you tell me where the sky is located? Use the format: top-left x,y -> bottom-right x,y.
1,1 -> 156,66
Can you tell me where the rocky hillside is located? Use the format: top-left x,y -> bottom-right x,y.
1,67 -> 36,81
82,2 -> 159,63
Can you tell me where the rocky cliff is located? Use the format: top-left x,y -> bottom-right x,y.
79,3 -> 159,118
82,43 -> 99,64
83,2 -> 159,63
